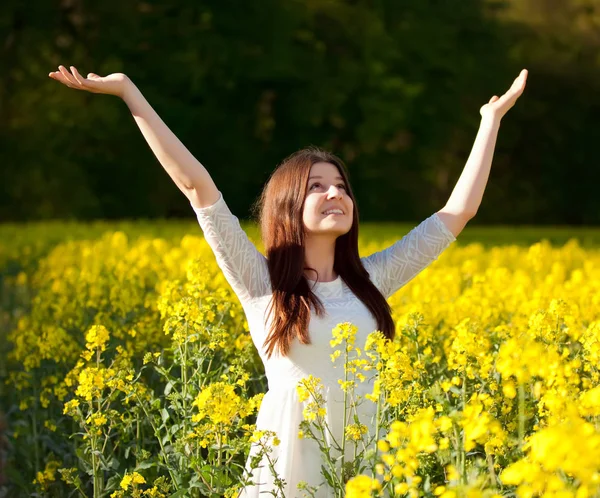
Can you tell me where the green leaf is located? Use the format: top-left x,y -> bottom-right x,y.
169,490 -> 189,498
136,460 -> 156,470
321,465 -> 335,487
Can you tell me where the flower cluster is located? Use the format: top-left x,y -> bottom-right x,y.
5,225 -> 600,497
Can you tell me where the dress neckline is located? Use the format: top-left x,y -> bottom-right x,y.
306,276 -> 343,299
306,275 -> 341,286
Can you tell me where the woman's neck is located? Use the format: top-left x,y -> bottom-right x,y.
303,235 -> 337,282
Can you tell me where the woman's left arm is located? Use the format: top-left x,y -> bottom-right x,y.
437,69 -> 528,237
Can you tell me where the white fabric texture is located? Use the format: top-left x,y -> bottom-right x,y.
190,191 -> 456,498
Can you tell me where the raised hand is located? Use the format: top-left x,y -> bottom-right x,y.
48,65 -> 131,99
480,69 -> 528,121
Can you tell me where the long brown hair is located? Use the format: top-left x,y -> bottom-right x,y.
253,146 -> 395,359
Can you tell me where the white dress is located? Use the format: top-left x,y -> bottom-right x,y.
190,192 -> 456,498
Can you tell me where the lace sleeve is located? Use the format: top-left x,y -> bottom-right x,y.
361,212 -> 456,299
190,192 -> 271,302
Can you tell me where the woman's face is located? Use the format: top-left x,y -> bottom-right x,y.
302,162 -> 354,237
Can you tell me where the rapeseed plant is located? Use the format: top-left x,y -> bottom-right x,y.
3,229 -> 600,496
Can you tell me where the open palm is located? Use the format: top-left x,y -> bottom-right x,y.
480,69 -> 528,121
48,65 -> 130,98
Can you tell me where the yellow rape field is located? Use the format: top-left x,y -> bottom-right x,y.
1,222 -> 600,498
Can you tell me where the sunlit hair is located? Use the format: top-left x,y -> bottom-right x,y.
252,145 -> 395,359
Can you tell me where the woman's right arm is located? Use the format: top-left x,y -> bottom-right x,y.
122,79 -> 272,300
121,81 -> 220,209
49,65 -> 218,208
49,65 -> 271,301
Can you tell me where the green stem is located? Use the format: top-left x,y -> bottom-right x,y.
204,355 -> 214,383
182,321 -> 189,435
74,482 -> 88,498
316,418 -> 344,493
485,450 -> 497,487
518,382 -> 525,449
370,378 -> 382,486
452,425 -> 461,477
217,425 -> 222,469
340,345 -> 349,492
31,384 -> 40,477
135,392 -> 180,491
307,383 -> 344,492
136,416 -> 141,467
91,434 -> 99,498
260,440 -> 287,498
368,348 -> 382,481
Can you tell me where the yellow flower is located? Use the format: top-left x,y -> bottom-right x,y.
44,420 -> 57,432
345,474 -> 382,498
295,375 -> 323,403
436,416 -> 453,433
330,322 -> 358,348
440,490 -> 457,498
345,423 -> 368,441
86,412 -> 108,427
446,464 -> 460,482
63,398 -> 80,415
377,440 -> 390,452
330,350 -> 342,362
192,382 -> 241,426
579,386 -> 600,416
75,367 -> 106,401
502,381 -> 517,399
32,458 -> 61,492
365,379 -> 381,403
394,482 -> 409,495
85,325 -> 110,352
459,398 -> 505,452
120,471 -> 146,490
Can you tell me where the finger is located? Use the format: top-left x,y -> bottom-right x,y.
70,66 -> 87,86
518,68 -> 528,89
495,92 -> 510,105
504,82 -> 523,102
49,70 -> 65,84
58,65 -> 79,87
500,86 -> 523,107
49,70 -> 75,88
510,69 -> 528,93
489,95 -> 499,104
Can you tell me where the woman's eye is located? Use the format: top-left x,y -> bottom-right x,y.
310,183 -> 346,190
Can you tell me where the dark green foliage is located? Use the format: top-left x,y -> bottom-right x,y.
1,0 -> 598,224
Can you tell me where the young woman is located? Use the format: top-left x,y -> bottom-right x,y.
49,65 -> 527,497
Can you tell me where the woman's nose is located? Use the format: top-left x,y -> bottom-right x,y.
327,185 -> 343,198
